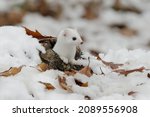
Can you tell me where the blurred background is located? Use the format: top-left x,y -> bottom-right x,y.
1,0 -> 150,54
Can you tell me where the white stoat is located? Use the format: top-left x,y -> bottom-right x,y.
53,28 -> 83,63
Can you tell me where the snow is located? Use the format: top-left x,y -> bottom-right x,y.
0,26 -> 150,100
0,78 -> 33,100
0,26 -> 45,71
0,0 -> 25,11
0,0 -> 150,100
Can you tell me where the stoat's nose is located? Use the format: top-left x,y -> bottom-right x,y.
80,37 -> 83,44
80,41 -> 83,44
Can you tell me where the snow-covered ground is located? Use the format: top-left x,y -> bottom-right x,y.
0,26 -> 150,100
0,0 -> 150,100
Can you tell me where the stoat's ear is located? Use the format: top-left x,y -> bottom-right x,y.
63,28 -> 75,37
63,29 -> 70,37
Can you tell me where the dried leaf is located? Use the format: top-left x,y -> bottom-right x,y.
79,57 -> 93,77
102,61 -> 123,69
64,69 -> 77,76
96,55 -> 102,60
90,50 -> 100,57
120,27 -> 137,37
82,1 -> 101,20
0,65 -> 24,77
84,95 -> 92,100
39,81 -> 55,90
110,23 -> 137,37
97,55 -> 123,69
24,27 -> 54,39
112,0 -> 141,14
58,76 -> 73,93
74,79 -> 88,87
79,66 -> 93,77
147,73 -> 150,79
0,10 -> 24,25
25,0 -> 62,19
114,67 -> 145,76
128,91 -> 137,96
37,63 -> 49,72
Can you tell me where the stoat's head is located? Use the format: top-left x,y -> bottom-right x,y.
57,28 -> 83,45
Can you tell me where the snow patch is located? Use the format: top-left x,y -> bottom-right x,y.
0,26 -> 45,71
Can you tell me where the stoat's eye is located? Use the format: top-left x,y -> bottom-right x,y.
72,37 -> 77,41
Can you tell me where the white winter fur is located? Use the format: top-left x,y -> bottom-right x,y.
53,28 -> 83,63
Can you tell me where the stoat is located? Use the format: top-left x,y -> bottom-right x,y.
53,28 -> 83,63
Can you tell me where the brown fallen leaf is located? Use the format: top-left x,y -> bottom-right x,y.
90,49 -> 100,57
147,73 -> 150,79
64,69 -> 77,76
128,91 -> 137,96
79,66 -> 93,77
25,0 -> 62,19
79,57 -> 93,77
114,67 -> 145,76
82,0 -> 101,20
110,23 -> 137,37
102,61 -> 123,70
37,63 -> 49,72
120,27 -> 137,37
0,65 -> 24,77
58,76 -> 73,93
96,55 -> 102,60
112,0 -> 141,14
0,10 -> 25,26
97,55 -> 123,69
74,79 -> 88,87
24,27 -> 54,39
84,95 -> 92,100
38,81 -> 55,90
